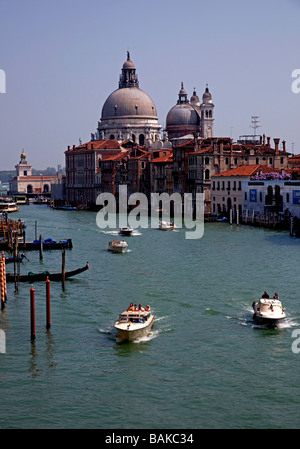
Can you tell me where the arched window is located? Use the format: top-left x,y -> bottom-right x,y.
209,110 -> 212,118
27,185 -> 33,194
205,157 -> 209,165
131,134 -> 136,143
205,169 -> 210,180
109,134 -> 115,140
43,184 -> 49,193
139,134 -> 145,146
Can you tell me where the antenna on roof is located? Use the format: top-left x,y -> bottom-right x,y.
251,116 -> 261,136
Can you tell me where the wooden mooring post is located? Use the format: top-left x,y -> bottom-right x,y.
30,285 -> 35,341
46,278 -> 51,329
62,249 -> 66,291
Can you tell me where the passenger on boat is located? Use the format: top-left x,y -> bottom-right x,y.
138,304 -> 145,312
145,305 -> 150,311
127,303 -> 134,311
262,291 -> 269,298
273,292 -> 279,299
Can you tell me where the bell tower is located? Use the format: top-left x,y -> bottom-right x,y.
15,151 -> 32,177
200,85 -> 214,138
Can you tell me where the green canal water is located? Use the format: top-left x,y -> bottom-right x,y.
1,204 -> 300,429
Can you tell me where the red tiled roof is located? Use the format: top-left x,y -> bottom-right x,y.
212,164 -> 280,177
66,139 -> 122,152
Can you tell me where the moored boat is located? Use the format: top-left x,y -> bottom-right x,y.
108,240 -> 128,253
6,262 -> 89,283
252,296 -> 286,326
119,227 -> 133,236
114,307 -> 154,341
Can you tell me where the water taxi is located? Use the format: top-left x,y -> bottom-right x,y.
114,307 -> 154,341
159,220 -> 177,231
0,200 -> 19,213
252,297 -> 286,326
119,227 -> 133,236
108,240 -> 128,253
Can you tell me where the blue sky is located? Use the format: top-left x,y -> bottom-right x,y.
0,0 -> 299,170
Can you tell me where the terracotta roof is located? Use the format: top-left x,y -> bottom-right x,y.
152,154 -> 173,163
66,139 -> 122,152
212,164 -> 280,177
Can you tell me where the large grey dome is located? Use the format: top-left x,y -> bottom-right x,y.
101,87 -> 158,119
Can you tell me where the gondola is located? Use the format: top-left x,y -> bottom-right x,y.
6,263 -> 89,282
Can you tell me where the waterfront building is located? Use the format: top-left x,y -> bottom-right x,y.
166,84 -> 214,141
92,52 -> 163,148
242,178 -> 300,219
211,165 -> 281,218
65,139 -> 127,205
150,150 -> 173,195
185,135 -> 290,216
9,152 -> 58,198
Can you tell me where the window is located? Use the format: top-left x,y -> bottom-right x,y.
222,181 -> 225,190
256,158 -> 259,164
245,192 -> 247,201
205,169 -> 210,180
286,192 -> 290,203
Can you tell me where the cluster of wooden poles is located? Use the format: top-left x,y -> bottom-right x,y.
0,249 -> 52,340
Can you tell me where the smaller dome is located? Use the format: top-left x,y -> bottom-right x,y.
202,85 -> 212,101
166,104 -> 200,127
123,59 -> 135,69
20,152 -> 26,159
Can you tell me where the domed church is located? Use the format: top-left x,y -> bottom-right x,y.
93,52 -> 162,147
166,83 -> 214,141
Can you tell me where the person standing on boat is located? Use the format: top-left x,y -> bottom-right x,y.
138,304 -> 145,312
127,303 -> 134,311
273,292 -> 279,299
262,291 -> 269,298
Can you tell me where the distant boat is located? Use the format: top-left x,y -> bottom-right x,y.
119,227 -> 133,236
0,200 -> 19,213
108,240 -> 128,253
6,262 -> 89,283
159,220 -> 177,231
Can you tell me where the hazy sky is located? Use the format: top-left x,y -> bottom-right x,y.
0,0 -> 299,170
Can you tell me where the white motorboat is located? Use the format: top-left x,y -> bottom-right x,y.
159,220 -> 177,231
252,297 -> 286,325
119,227 -> 133,236
108,240 -> 128,253
114,308 -> 154,341
0,200 -> 19,213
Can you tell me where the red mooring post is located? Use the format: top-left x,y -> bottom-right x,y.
30,285 -> 35,341
46,277 -> 51,329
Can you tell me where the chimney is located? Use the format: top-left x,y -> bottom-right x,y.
263,134 -> 266,145
274,138 -> 280,154
68,146 -> 70,151
282,140 -> 286,152
267,136 -> 270,147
